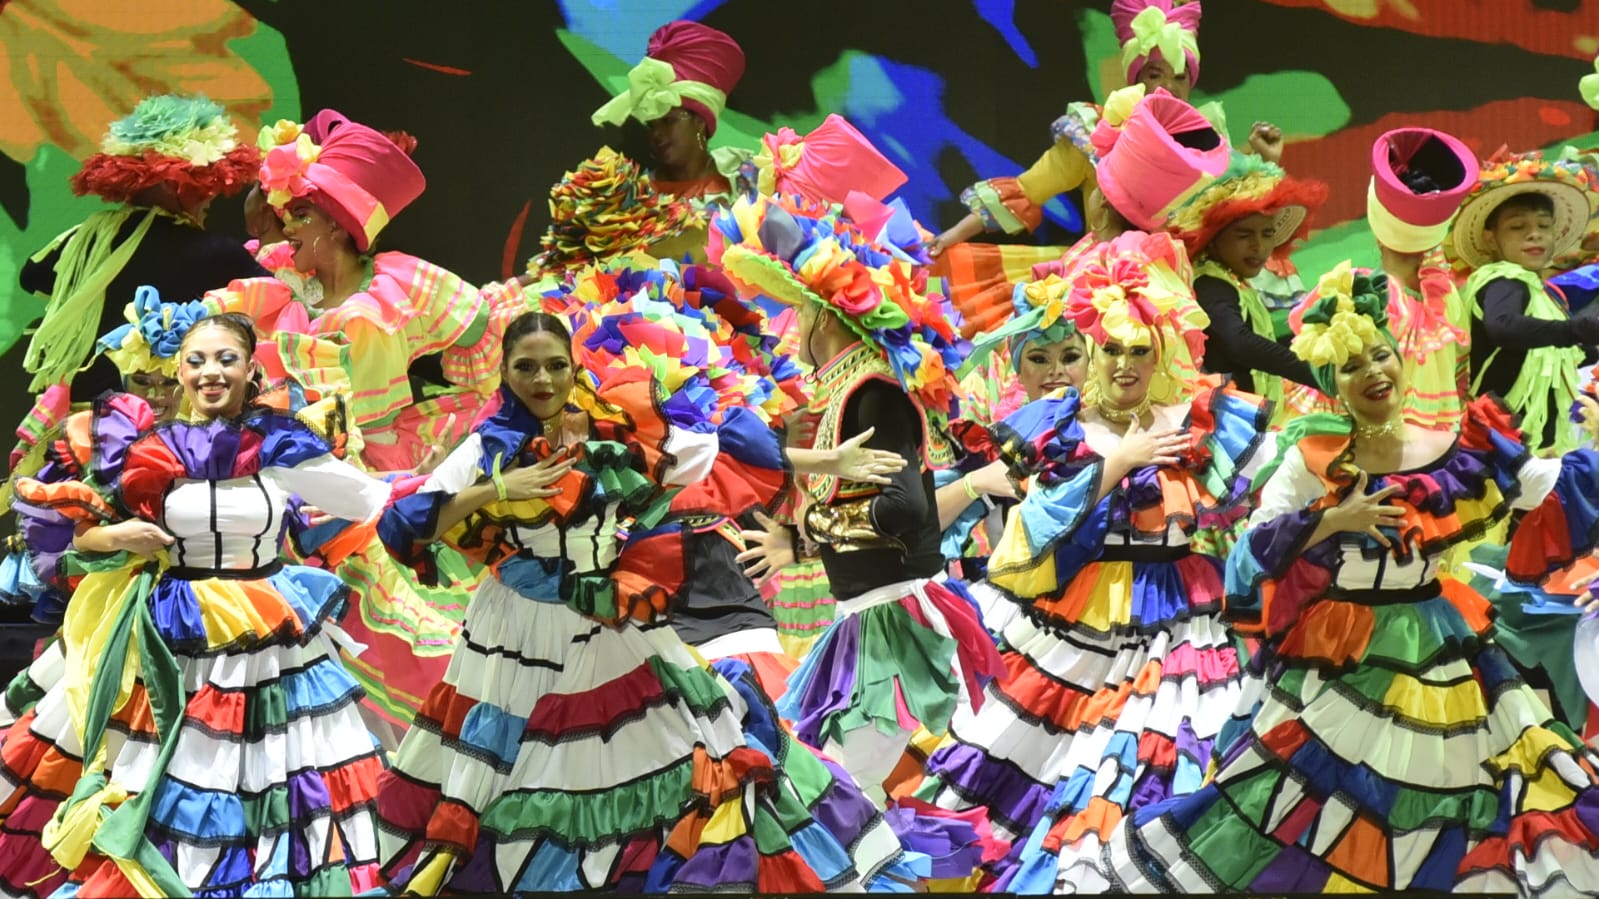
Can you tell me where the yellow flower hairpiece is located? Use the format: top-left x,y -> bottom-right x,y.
1290,261 -> 1383,368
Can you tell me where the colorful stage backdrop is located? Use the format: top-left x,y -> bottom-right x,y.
3,0 -> 1598,414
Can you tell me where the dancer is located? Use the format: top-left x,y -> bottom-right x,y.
372,308 -> 908,892
713,193 -> 1005,798
210,111 -> 540,724
19,94 -> 265,400
938,283 -> 1090,628
592,20 -> 751,201
1451,150 -> 1599,453
1365,127 -> 1479,430
915,231 -> 1267,893
1,312 -> 391,897
224,110 -> 529,472
1108,263 -> 1599,895
931,0 -> 1280,328
3,288 -> 210,630
1163,153 -> 1328,422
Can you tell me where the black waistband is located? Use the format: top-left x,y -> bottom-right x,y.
166,560 -> 284,581
1098,544 -> 1191,563
1327,580 -> 1443,605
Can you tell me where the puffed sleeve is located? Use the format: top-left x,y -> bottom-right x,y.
960,141 -> 1092,236
259,422 -> 391,523
983,390 -> 1109,601
1223,446 -> 1339,636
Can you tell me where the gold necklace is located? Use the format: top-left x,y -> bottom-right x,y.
1097,397 -> 1152,425
1353,416 -> 1402,440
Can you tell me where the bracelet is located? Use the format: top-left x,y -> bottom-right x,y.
490,453 -> 509,501
962,473 -> 981,501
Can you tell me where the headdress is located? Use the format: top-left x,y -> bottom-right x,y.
1445,148 -> 1597,269
957,280 -> 1081,378
709,193 -> 964,419
1111,0 -> 1202,87
256,110 -> 426,252
1367,128 -> 1479,254
753,114 -> 906,206
591,21 -> 746,136
1092,86 -> 1231,231
1057,230 -> 1209,404
1166,152 -> 1328,261
1288,261 -> 1395,397
97,285 -> 210,378
70,94 -> 260,207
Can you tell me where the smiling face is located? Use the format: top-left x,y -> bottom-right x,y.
1206,212 -> 1279,280
280,198 -> 351,272
124,370 -> 184,422
1016,334 -> 1088,402
179,323 -> 253,420
504,331 -> 576,423
1093,337 -> 1159,409
1484,197 -> 1557,271
1134,54 -> 1191,100
1333,340 -> 1404,425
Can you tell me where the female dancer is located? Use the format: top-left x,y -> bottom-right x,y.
212,111 -> 539,727
915,231 -> 1270,893
937,284 -> 1090,627
372,309 -> 908,892
1108,264 -> 1599,895
3,287 -> 212,628
591,20 -> 750,201
1,313 -> 391,897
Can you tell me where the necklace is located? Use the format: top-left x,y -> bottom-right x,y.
1097,397 -> 1152,425
1353,417 -> 1402,440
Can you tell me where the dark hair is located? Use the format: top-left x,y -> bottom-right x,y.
1485,192 -> 1555,229
182,312 -> 258,356
501,311 -> 572,358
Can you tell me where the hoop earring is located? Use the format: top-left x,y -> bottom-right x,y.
697,128 -> 707,150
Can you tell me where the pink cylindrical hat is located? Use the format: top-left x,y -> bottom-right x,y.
644,21 -> 746,135
1095,90 -> 1230,231
301,110 -> 425,252
1112,0 -> 1202,87
1367,128 -> 1478,253
755,114 -> 907,205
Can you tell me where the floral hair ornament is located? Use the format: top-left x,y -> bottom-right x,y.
1288,260 -> 1395,396
97,285 -> 211,379
709,193 -> 965,420
957,276 -> 1079,378
1057,231 -> 1209,405
71,93 -> 260,207
257,120 -> 321,209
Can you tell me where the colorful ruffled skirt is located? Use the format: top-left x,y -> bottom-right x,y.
0,559 -> 383,898
692,626 -> 798,704
374,576 -> 909,893
1107,579 -> 1599,896
915,548 -> 1245,893
777,577 -> 1005,798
